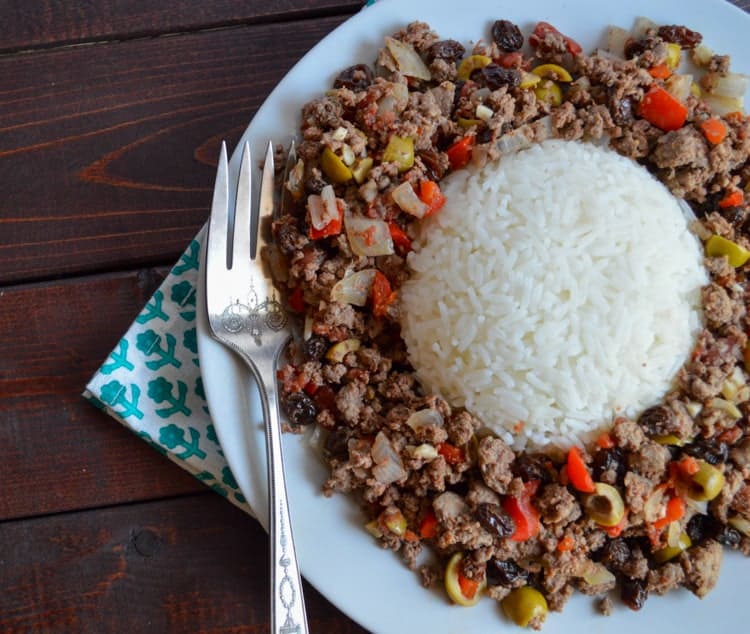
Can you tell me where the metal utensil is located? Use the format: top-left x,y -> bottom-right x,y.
204,140 -> 308,634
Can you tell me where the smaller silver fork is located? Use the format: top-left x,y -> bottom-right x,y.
205,140 -> 308,634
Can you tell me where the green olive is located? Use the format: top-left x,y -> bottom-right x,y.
382,135 -> 414,172
501,586 -> 548,628
583,482 -> 625,527
653,434 -> 686,446
534,80 -> 563,106
444,552 -> 486,607
688,460 -> 725,502
705,234 -> 750,267
320,147 -> 352,184
457,54 -> 492,81
351,157 -> 373,184
653,532 -> 692,564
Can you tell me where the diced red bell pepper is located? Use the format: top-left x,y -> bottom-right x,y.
419,509 -> 438,539
719,189 -> 745,208
596,432 -> 615,449
652,495 -> 686,531
700,117 -> 729,145
648,63 -> 672,79
437,441 -> 465,465
458,572 -> 480,600
502,480 -> 541,541
418,180 -> 446,217
566,446 -> 595,493
604,513 -> 627,538
370,271 -> 396,318
529,21 -> 582,56
309,201 -> 343,239
288,286 -> 305,313
446,135 -> 475,171
387,221 -> 412,253
638,85 -> 688,131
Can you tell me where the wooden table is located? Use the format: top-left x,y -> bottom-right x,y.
1,2 -> 748,632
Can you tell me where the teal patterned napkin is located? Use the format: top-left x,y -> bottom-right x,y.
83,232 -> 252,515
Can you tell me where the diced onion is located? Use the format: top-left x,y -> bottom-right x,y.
331,268 -> 377,306
632,16 -> 657,38
411,444 -> 439,460
385,37 -> 432,80
497,116 -> 554,155
728,516 -> 750,537
344,214 -> 394,256
308,185 -> 340,230
709,397 -> 742,420
326,338 -> 361,362
332,126 -> 348,141
703,94 -> 744,116
371,431 -> 406,484
605,25 -> 630,58
377,82 -> 409,116
644,487 -> 667,523
666,520 -> 681,547
406,408 -> 444,432
475,104 -> 494,122
580,562 -> 616,587
665,74 -> 693,102
391,181 -> 429,218
303,315 -> 313,340
691,44 -> 715,67
711,72 -> 750,99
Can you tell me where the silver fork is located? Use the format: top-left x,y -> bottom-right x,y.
204,140 -> 308,634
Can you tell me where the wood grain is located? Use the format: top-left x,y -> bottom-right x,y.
0,15 -> 348,285
0,269 -> 206,521
0,1 -> 364,53
0,493 -> 367,633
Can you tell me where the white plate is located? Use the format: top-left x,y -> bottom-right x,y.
196,1 -> 750,631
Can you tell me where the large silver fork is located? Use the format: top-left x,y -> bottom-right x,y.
204,140 -> 308,634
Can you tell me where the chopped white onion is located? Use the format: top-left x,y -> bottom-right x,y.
729,516 -> 750,537
391,181 -> 429,218
644,486 -> 667,523
385,37 -> 432,80
605,25 -> 630,58
341,144 -> 355,166
632,16 -> 657,38
307,185 -> 340,230
711,72 -> 750,99
691,44 -> 715,67
665,74 -> 693,102
666,520 -> 681,547
344,214 -> 394,256
411,444 -> 439,460
377,82 -> 409,116
406,408 -> 444,432
580,562 -> 616,587
496,116 -> 553,155
332,126 -> 348,141
475,103 -> 494,122
703,94 -> 744,116
303,315 -> 313,340
331,268 -> 377,306
371,431 -> 406,484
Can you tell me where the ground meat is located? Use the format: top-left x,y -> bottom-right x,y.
536,484 -> 581,525
647,562 -> 685,595
652,126 -> 709,170
624,471 -> 654,514
477,436 -> 515,494
598,596 -> 613,616
612,419 -> 645,451
626,440 -> 671,481
681,539 -> 723,598
335,381 -> 366,424
703,282 -> 741,328
446,410 -> 482,446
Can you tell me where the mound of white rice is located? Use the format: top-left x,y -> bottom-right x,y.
400,140 -> 707,450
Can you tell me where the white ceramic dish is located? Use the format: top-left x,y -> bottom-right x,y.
196,1 -> 750,631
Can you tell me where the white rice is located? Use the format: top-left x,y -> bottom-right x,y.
399,140 -> 707,451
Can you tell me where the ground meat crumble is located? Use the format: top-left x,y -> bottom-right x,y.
268,16 -> 750,630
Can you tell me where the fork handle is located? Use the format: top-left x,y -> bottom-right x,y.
246,353 -> 309,634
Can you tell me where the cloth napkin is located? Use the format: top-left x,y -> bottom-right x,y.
83,2 -> 384,516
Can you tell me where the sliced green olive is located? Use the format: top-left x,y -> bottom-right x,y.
653,532 -> 691,564
326,338 -> 361,362
534,80 -> 563,106
444,552 -> 486,607
381,507 -> 407,537
519,72 -> 541,89
382,135 -> 414,172
688,460 -> 725,502
457,117 -> 482,128
351,156 -> 373,184
705,234 -> 750,267
653,434 -> 687,447
501,586 -> 548,628
531,63 -> 573,82
583,482 -> 625,527
457,54 -> 492,81
320,147 -> 352,184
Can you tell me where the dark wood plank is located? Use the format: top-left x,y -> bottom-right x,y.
0,15 -> 348,285
0,493 -> 367,634
0,1 -> 363,52
0,269 -> 206,521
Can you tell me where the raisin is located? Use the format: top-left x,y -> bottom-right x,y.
597,538 -> 631,570
332,64 -> 374,91
609,92 -> 634,126
638,405 -> 675,436
283,392 -> 317,426
491,19 -> 524,52
621,577 -> 648,610
323,428 -> 350,461
475,503 -> 516,538
486,558 -> 529,587
682,439 -> 728,465
687,513 -> 717,543
512,454 -> 556,483
303,335 -> 328,361
471,63 -> 521,89
592,447 -> 626,483
304,174 -> 327,195
475,126 -> 494,145
657,25 -> 703,49
427,39 -> 466,63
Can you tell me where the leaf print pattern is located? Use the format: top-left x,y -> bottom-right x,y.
83,227 -> 255,519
